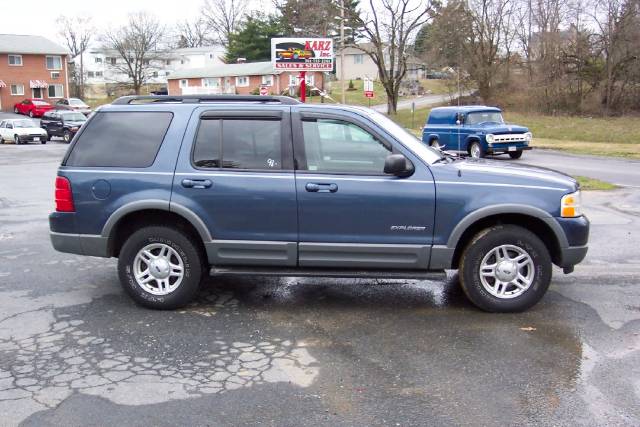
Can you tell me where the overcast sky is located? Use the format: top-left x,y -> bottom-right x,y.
2,0 -> 209,45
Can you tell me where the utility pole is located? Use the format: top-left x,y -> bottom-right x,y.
340,0 -> 345,104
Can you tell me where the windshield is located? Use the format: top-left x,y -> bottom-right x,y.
69,99 -> 87,106
62,113 -> 87,121
466,111 -> 504,125
13,120 -> 39,128
365,110 -> 442,164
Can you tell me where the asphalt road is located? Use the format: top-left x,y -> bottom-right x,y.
0,143 -> 639,426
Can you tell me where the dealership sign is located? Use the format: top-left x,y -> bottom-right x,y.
271,38 -> 334,71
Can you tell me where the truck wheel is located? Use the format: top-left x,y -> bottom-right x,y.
118,226 -> 205,310
469,141 -> 484,158
509,151 -> 523,159
459,225 -> 552,312
63,130 -> 72,143
429,138 -> 441,149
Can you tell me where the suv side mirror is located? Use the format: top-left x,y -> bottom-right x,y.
384,154 -> 413,177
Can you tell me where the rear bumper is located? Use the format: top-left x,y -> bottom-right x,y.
50,231 -> 110,257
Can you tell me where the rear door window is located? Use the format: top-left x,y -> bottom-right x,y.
192,118 -> 283,170
65,112 -> 172,167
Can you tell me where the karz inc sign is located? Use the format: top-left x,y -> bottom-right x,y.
271,38 -> 334,71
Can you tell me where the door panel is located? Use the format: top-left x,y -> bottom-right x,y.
293,111 -> 436,269
172,106 -> 297,266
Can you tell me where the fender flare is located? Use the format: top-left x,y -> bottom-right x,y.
446,204 -> 568,250
101,199 -> 212,243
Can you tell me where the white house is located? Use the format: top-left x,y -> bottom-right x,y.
74,44 -> 226,97
335,43 -> 426,81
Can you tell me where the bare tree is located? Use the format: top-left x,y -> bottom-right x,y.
57,15 -> 93,98
102,12 -> 165,95
202,0 -> 250,46
175,18 -> 212,48
353,0 -> 433,114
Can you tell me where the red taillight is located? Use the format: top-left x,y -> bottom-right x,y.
55,176 -> 75,212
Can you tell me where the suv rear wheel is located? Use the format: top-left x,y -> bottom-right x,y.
459,225 -> 552,312
118,226 -> 204,309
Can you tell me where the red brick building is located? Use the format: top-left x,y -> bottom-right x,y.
167,61 -> 324,96
0,34 -> 69,111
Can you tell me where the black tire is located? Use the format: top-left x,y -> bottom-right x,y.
29,110 -> 34,118
14,135 -> 21,145
0,136 -> 4,144
63,130 -> 72,143
459,225 -> 552,312
14,107 -> 19,114
118,226 -> 205,309
469,141 -> 484,158
429,138 -> 441,149
508,150 -> 523,159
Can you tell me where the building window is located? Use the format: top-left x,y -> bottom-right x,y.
95,71 -> 103,77
87,71 -> 95,78
143,59 -> 150,65
179,79 -> 188,89
10,84 -> 24,96
236,76 -> 249,87
165,71 -> 171,76
95,57 -> 103,63
353,54 -> 364,64
46,55 -> 63,70
289,74 -> 314,86
51,71 -> 60,79
261,75 -> 273,87
166,59 -> 171,66
152,71 -> 158,78
48,84 -> 64,98
202,78 -> 221,88
209,53 -> 214,59
108,57 -> 116,65
8,55 -> 22,66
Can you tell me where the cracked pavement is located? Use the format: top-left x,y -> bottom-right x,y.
0,143 -> 638,426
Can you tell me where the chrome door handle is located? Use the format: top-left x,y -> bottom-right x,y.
305,182 -> 338,193
182,179 -> 212,189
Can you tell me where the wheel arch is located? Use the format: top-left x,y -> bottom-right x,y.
447,205 -> 567,269
102,201 -> 211,257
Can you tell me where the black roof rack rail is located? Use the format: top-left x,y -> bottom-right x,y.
111,95 -> 301,105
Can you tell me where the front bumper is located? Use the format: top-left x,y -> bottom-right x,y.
17,134 -> 47,143
559,245 -> 588,268
555,215 -> 590,269
486,144 -> 531,154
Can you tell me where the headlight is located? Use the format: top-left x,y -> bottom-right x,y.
561,190 -> 582,217
525,132 -> 532,142
486,134 -> 495,144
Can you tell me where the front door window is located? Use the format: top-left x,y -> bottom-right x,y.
32,88 -> 43,98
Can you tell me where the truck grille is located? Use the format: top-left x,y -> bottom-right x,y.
492,134 -> 527,143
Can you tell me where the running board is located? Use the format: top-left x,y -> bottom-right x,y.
209,266 -> 446,280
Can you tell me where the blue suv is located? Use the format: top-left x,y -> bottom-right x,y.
423,106 -> 532,159
49,95 -> 588,312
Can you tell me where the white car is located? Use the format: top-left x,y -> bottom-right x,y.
0,118 -> 48,144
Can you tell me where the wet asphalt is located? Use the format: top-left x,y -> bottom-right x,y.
0,143 -> 638,426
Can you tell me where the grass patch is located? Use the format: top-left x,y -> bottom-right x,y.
574,176 -> 618,191
531,138 -> 640,159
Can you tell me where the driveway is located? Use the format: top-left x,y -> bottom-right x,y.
0,144 -> 638,425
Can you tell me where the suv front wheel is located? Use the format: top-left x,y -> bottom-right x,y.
118,226 -> 204,309
459,225 -> 552,312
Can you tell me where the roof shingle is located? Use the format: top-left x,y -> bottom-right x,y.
0,34 -> 68,55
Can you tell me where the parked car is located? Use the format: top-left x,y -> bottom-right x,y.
0,118 -> 48,144
49,95 -> 588,312
13,99 -> 53,118
54,98 -> 92,116
41,111 -> 87,143
422,106 -> 532,159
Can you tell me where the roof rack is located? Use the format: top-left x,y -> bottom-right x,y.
111,95 -> 301,105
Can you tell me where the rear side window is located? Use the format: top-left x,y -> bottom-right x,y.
66,112 -> 173,167
193,118 -> 282,170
